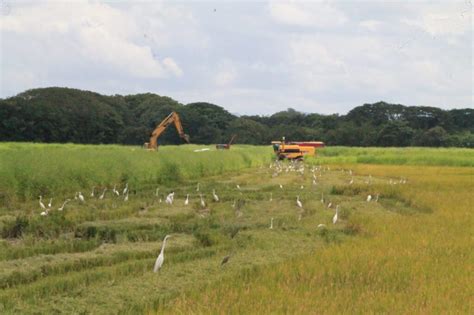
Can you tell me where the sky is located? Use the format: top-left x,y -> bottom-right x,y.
0,0 -> 472,115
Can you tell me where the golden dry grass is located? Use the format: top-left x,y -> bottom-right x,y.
166,164 -> 474,314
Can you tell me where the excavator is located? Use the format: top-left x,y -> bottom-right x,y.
144,111 -> 190,150
216,134 -> 237,150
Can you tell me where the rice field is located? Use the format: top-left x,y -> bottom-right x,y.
0,143 -> 472,314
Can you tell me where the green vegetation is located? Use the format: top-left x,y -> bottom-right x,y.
1,87 -> 472,147
0,143 -> 472,314
0,143 -> 272,203
311,146 -> 474,167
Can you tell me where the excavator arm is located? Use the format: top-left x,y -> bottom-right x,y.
146,112 -> 190,150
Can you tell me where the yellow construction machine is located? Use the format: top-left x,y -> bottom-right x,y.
272,137 -> 325,160
144,112 -> 190,150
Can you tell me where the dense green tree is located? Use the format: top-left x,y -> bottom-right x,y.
0,87 -> 471,147
376,121 -> 415,147
413,127 -> 449,147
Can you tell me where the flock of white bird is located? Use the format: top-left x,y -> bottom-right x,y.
36,160 -> 407,273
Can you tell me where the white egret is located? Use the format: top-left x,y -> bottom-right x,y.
296,196 -> 303,208
212,189 -> 219,202
122,183 -> 129,195
317,224 -> 326,229
58,199 -> 71,211
199,194 -> 206,208
155,188 -> 160,197
367,194 -> 372,202
279,184 -> 283,189
153,235 -> 171,273
236,184 -> 241,190
48,198 -> 53,208
165,192 -> 174,205
312,179 -> 317,186
39,196 -> 46,210
78,192 -> 85,203
269,217 -> 274,229
349,177 -> 354,185
327,202 -> 332,209
333,205 -> 339,224
269,192 -> 273,202
196,183 -> 200,192
300,185 -> 304,190
40,210 -> 48,216
90,187 -> 95,197
99,188 -> 107,200
184,194 -> 189,206
112,185 -> 119,196
124,192 -> 129,202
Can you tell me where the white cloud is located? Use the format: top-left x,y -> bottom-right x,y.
268,1 -> 347,28
214,61 -> 237,87
0,0 -> 184,82
359,20 -> 382,31
402,2 -> 471,36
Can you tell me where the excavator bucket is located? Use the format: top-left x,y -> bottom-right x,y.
183,134 -> 191,143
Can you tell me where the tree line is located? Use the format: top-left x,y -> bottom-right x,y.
0,87 -> 472,147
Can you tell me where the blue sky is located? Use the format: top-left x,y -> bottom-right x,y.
1,0 -> 472,114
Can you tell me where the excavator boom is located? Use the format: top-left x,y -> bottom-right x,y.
146,112 -> 190,150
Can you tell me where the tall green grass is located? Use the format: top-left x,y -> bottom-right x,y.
0,143 -> 272,203
310,146 -> 474,166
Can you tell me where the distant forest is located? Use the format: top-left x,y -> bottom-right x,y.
0,87 -> 473,147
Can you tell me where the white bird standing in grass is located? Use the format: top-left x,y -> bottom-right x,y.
58,199 -> 71,211
165,192 -> 174,205
333,205 -> 339,224
199,194 -> 206,208
99,188 -> 107,200
196,183 -> 200,192
39,196 -> 46,210
40,209 -> 48,216
124,192 -> 129,202
48,198 -> 53,208
236,184 -> 241,190
367,194 -> 372,202
153,235 -> 171,273
184,194 -> 189,205
155,188 -> 160,197
349,177 -> 354,185
90,187 -> 95,197
112,185 -> 119,196
270,217 -> 274,229
122,183 -> 129,196
212,189 -> 219,202
296,196 -> 303,209
78,192 -> 85,203
279,184 -> 283,189
269,192 -> 273,202
317,224 -> 326,229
